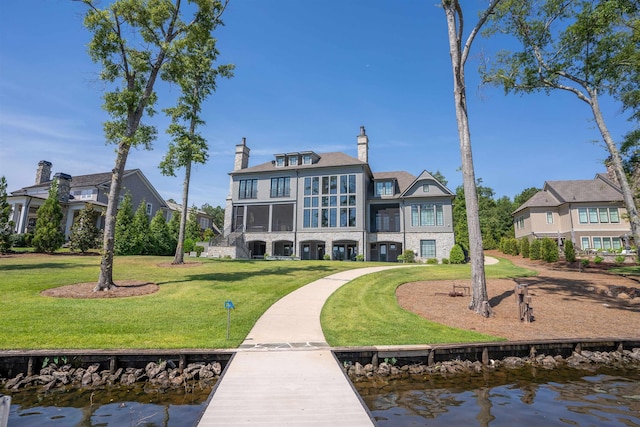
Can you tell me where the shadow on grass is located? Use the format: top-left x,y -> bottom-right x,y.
0,262 -> 79,272
156,264 -> 344,285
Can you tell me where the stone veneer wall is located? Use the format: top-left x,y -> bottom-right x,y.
404,232 -> 456,263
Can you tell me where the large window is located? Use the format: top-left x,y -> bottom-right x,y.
270,177 -> 290,198
411,203 -> 444,227
578,207 -> 620,224
546,212 -> 553,224
515,216 -> 525,230
303,174 -> 356,228
371,204 -> 400,232
239,179 -> 257,199
581,236 -> 622,251
420,240 -> 436,258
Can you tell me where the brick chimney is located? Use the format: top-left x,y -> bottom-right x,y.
357,126 -> 369,163
234,137 -> 250,171
54,173 -> 72,203
36,160 -> 52,184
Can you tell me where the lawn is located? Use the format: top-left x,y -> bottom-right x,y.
0,254 -> 535,349
321,259 -> 537,346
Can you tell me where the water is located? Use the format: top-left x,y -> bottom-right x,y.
7,383 -> 213,427
354,366 -> 640,427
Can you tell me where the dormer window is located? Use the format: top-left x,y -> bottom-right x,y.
302,154 -> 312,165
276,156 -> 285,167
423,184 -> 429,192
289,156 -> 298,166
375,181 -> 394,196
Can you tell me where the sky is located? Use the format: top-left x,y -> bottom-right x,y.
0,0 -> 634,209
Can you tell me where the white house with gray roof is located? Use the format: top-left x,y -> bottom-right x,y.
216,127 -> 456,262
513,174 -> 632,251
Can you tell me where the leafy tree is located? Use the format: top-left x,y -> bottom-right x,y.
150,211 -> 175,256
513,187 -> 540,209
201,203 -> 225,230
114,193 -> 135,255
130,200 -> 152,255
69,204 -> 101,253
442,0 -> 502,316
428,170 -> 448,187
160,18 -> 233,264
79,0 -> 230,290
0,177 -> 14,253
483,0 -> 640,250
32,179 -> 64,253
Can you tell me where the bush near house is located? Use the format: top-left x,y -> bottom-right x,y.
449,244 -> 466,264
541,237 -> 559,262
529,239 -> 541,260
499,237 -> 519,256
520,238 -> 530,258
397,250 -> 416,263
564,240 -> 576,262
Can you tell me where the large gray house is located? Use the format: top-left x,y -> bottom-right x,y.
213,127 -> 456,262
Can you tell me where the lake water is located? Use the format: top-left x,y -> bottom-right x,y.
7,366 -> 640,426
7,383 -> 213,427
354,366 -> 640,427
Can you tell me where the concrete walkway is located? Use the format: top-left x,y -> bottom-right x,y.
197,266 -> 409,427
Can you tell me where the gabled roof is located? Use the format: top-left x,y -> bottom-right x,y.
231,152 -> 367,174
400,170 -> 454,196
513,174 -> 623,214
11,170 -> 132,195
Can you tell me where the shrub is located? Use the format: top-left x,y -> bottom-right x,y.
541,237 -> 559,262
594,255 -> 604,264
449,244 -> 466,264
183,238 -> 196,254
397,249 -> 415,263
520,238 -> 530,258
581,258 -> 590,267
355,254 -> 364,261
615,255 -> 625,264
441,258 -> 450,264
323,253 -> 331,260
563,240 -> 576,262
426,258 -> 438,264
69,205 -> 101,253
195,245 -> 205,257
13,233 -> 33,247
499,237 -> 519,256
529,239 -> 541,260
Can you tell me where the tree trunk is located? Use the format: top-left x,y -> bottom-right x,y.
589,89 -> 640,246
95,143 -> 130,291
443,1 -> 492,316
173,159 -> 191,265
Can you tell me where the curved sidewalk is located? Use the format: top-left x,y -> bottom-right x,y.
197,265 -> 411,427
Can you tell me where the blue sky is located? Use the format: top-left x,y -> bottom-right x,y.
0,0 -> 633,209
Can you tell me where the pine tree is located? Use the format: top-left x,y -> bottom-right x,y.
32,179 -> 64,253
150,211 -> 174,256
114,193 -> 135,255
168,211 -> 180,248
0,176 -> 14,253
131,200 -> 152,255
69,204 -> 101,253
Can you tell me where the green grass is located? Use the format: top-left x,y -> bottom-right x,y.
0,254 -> 536,350
321,259 -> 537,346
0,255 -> 366,349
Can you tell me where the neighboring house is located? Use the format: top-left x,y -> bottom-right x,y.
512,174 -> 632,251
8,160 -> 168,240
215,127 -> 455,262
163,201 -> 221,235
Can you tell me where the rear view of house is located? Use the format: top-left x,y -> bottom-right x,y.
212,127 -> 456,262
